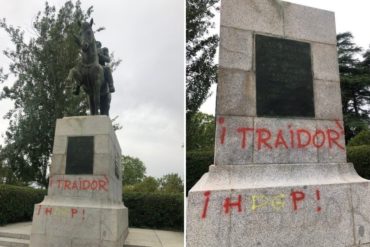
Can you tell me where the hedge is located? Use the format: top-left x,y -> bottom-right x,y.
0,185 -> 183,231
186,149 -> 214,195
347,145 -> 370,179
123,192 -> 183,231
348,130 -> 370,147
0,184 -> 46,225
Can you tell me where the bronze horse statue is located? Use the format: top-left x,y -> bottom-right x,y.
67,19 -> 111,115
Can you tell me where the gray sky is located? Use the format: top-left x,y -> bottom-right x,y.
0,0 -> 184,179
201,0 -> 370,115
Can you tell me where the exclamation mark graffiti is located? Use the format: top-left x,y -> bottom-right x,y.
201,191 -> 211,219
82,209 -> 85,221
316,189 -> 321,212
219,117 -> 226,145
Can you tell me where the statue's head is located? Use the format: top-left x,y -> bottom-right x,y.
77,18 -> 95,52
96,41 -> 102,49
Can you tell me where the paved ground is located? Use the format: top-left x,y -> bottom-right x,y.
0,222 -> 184,247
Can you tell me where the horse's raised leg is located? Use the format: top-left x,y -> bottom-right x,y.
67,68 -> 82,95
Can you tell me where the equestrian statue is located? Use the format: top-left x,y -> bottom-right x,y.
66,18 -> 115,115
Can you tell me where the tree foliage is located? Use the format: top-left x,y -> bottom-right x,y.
186,112 -> 215,151
337,32 -> 370,142
158,173 -> 183,194
186,0 -> 219,117
0,1 -> 93,186
128,176 -> 159,193
122,155 -> 146,186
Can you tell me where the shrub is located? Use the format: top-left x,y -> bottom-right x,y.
123,192 -> 183,231
347,145 -> 370,179
0,185 -> 46,225
186,149 -> 213,195
348,130 -> 370,146
0,185 -> 183,231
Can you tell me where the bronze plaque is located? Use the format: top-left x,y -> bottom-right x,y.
256,35 -> 314,117
66,136 -> 94,174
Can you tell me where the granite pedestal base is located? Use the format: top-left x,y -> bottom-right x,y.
30,197 -> 128,247
187,163 -> 370,247
30,116 -> 128,247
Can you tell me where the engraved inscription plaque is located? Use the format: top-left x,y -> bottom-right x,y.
66,136 -> 94,174
256,35 -> 314,117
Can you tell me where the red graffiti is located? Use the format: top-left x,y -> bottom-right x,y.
71,208 -> 78,218
201,191 -> 211,219
256,128 -> 272,150
335,120 -> 344,133
217,121 -> 345,151
200,189 -> 322,218
223,195 -> 242,214
50,176 -> 109,192
36,205 -> 86,220
291,191 -> 305,211
297,129 -> 311,148
274,129 -> 289,149
313,130 -> 326,148
327,129 -> 345,150
45,207 -> 53,216
316,190 -> 321,212
237,128 -> 254,149
219,117 -> 226,144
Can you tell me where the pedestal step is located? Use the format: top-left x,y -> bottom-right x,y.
0,232 -> 29,240
0,236 -> 29,247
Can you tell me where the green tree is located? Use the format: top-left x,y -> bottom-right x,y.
132,176 -> 159,193
0,1 -> 93,187
337,32 -> 370,142
186,112 -> 215,151
158,173 -> 183,194
186,0 -> 219,117
122,155 -> 146,186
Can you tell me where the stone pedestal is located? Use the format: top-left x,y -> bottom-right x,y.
187,164 -> 370,247
187,0 -> 370,246
30,116 -> 128,247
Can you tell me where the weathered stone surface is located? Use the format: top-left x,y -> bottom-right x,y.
316,120 -> 347,163
214,116 -> 347,165
221,0 -> 284,36
55,116 -> 115,136
94,134 -> 112,154
30,116 -> 128,247
253,118 -> 318,163
214,116 -> 254,165
216,68 -> 256,116
30,202 -> 128,247
47,174 -> 120,202
52,136 -> 67,154
219,27 -> 253,71
314,80 -> 343,120
349,182 -> 370,245
283,2 -> 337,44
50,154 -> 66,175
189,0 -> 362,246
312,43 -> 340,82
186,189 -> 231,247
187,164 -> 366,247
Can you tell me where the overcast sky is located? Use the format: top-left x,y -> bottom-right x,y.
200,0 -> 370,115
0,0 -> 184,179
